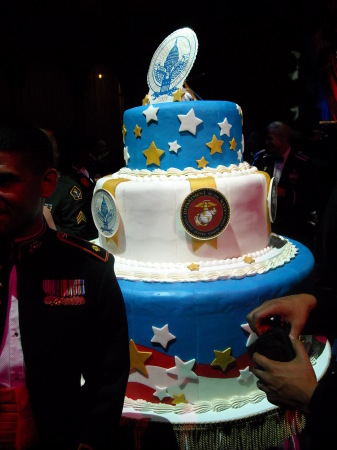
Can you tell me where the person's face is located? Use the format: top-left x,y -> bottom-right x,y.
0,150 -> 57,240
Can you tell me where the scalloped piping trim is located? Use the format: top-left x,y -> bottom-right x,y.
100,162 -> 258,182
114,236 -> 297,282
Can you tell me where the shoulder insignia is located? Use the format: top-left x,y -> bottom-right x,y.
70,185 -> 82,200
57,232 -> 109,262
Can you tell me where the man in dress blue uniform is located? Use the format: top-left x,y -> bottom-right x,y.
0,123 -> 129,449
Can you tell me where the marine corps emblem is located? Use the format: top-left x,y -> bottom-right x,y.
180,188 -> 230,240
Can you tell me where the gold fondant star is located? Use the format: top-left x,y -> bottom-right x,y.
122,124 -> 127,142
142,94 -> 150,105
187,263 -> 200,271
173,88 -> 184,102
206,135 -> 224,155
133,124 -> 142,138
129,339 -> 152,376
143,141 -> 165,167
211,348 -> 236,372
196,156 -> 209,169
172,393 -> 188,405
229,137 -> 237,151
243,255 -> 255,264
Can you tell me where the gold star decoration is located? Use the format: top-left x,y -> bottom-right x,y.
196,156 -> 209,169
229,137 -> 237,151
211,348 -> 236,372
143,141 -> 165,167
173,88 -> 184,102
243,255 -> 255,264
129,339 -> 152,377
122,124 -> 127,142
142,94 -> 150,105
206,135 -> 224,155
187,263 -> 200,272
133,124 -> 142,138
172,393 -> 188,405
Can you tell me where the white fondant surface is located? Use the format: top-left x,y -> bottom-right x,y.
94,163 -> 270,267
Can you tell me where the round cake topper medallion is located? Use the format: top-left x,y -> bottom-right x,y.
147,27 -> 198,103
91,189 -> 120,238
180,188 -> 230,240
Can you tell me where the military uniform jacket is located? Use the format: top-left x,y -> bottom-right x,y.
0,224 -> 129,449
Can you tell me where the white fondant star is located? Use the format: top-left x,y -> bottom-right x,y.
143,104 -> 159,124
168,140 -> 181,154
178,108 -> 203,135
153,386 -> 172,401
218,117 -> 232,137
166,356 -> 197,383
241,323 -> 258,347
238,366 -> 253,384
124,146 -> 130,164
237,149 -> 243,162
241,134 -> 245,153
236,104 -> 243,117
151,324 -> 176,349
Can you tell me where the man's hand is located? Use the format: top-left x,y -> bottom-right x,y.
246,294 -> 317,339
252,337 -> 318,413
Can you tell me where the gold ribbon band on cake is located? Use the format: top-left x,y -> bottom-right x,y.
102,178 -> 129,247
188,177 -> 218,251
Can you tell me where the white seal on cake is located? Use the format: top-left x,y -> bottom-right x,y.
91,188 -> 120,238
147,27 -> 198,103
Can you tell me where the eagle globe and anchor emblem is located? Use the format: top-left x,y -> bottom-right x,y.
181,188 -> 230,240
92,189 -> 119,238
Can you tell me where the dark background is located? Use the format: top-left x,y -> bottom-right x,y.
0,0 -> 335,170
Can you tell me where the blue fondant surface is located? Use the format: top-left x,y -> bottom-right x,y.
123,101 -> 243,171
118,240 -> 315,364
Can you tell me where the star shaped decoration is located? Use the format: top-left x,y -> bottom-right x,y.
143,141 -> 165,167
168,140 -> 181,154
143,104 -> 159,124
133,124 -> 142,138
167,356 -> 197,383
238,366 -> 253,384
211,348 -> 236,372
229,137 -> 237,151
172,393 -> 188,405
206,135 -> 224,155
178,108 -> 203,135
173,88 -> 184,102
129,339 -> 152,377
243,255 -> 255,264
196,156 -> 209,169
218,117 -> 232,137
151,324 -> 176,349
241,323 -> 259,347
122,124 -> 127,143
153,386 -> 172,401
237,149 -> 243,162
241,134 -> 245,153
187,263 -> 199,271
142,94 -> 150,105
124,146 -> 130,165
